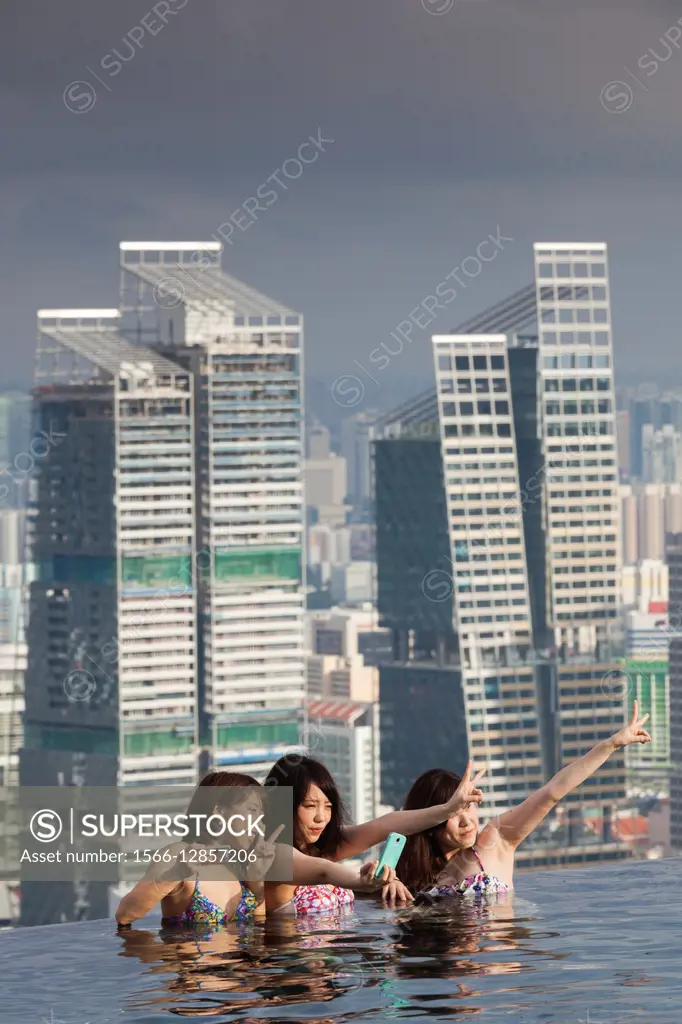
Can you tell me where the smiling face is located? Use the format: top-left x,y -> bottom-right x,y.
436,801 -> 480,855
296,783 -> 333,847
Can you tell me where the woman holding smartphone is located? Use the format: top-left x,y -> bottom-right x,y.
263,755 -> 486,915
383,702 -> 651,905
115,770 -> 395,928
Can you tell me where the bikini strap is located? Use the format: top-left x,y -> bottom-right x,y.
471,846 -> 485,872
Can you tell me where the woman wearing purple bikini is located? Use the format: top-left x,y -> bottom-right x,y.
383,701 -> 651,905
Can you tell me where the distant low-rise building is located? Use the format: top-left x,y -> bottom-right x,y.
626,608 -> 670,659
304,453 -> 349,526
307,698 -> 379,824
306,605 -> 385,702
621,560 -> 668,611
623,658 -> 671,796
330,562 -> 374,605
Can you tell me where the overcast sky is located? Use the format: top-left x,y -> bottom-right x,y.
3,0 -> 682,406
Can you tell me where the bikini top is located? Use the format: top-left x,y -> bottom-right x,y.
277,884 -> 355,916
421,847 -> 512,899
165,880 -> 258,928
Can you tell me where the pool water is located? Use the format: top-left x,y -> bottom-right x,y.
2,858 -> 681,1023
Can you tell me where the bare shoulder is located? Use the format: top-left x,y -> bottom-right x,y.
486,816 -> 523,847
477,821 -> 504,850
477,822 -> 514,860
476,822 -> 515,880
264,880 -> 296,912
144,842 -> 193,887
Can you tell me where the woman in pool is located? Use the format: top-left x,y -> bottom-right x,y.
115,770 -> 394,928
385,701 -> 651,903
263,754 -> 486,914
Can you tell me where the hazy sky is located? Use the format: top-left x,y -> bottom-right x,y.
3,0 -> 682,409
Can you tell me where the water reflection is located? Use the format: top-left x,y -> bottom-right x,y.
116,894 -> 569,1021
4,860 -> 677,1024
119,914 -> 365,1018
384,896 -> 566,1018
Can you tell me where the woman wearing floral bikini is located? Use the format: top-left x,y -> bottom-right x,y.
115,771 -> 396,928
264,754 -> 486,915
383,701 -> 651,905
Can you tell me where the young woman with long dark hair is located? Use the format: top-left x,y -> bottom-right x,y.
389,702 -> 651,903
115,770 -> 394,927
263,754 -> 485,914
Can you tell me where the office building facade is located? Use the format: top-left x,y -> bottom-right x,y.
533,243 -> 621,657
307,697 -> 379,824
667,532 -> 682,847
23,310 -> 199,793
0,391 -> 32,509
375,242 -> 628,862
21,245 -> 307,922
341,411 -> 376,506
623,658 -> 670,794
119,243 -> 307,776
620,483 -> 682,565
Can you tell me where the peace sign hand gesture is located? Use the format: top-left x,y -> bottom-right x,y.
612,700 -> 651,749
445,760 -> 487,815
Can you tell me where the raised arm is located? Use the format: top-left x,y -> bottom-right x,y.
335,762 -> 486,860
495,701 -> 651,849
292,848 -> 394,890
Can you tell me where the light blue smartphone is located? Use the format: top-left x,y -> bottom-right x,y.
374,832 -> 407,878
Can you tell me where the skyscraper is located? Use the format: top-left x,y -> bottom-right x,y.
666,532 -> 682,848
307,423 -> 331,459
340,411 -> 376,506
24,309 -> 199,792
0,391 -> 33,509
119,243 -> 306,775
533,243 -> 621,657
21,244 -> 307,922
0,509 -> 34,788
375,242 -> 627,865
630,385 -> 659,480
642,424 -> 682,484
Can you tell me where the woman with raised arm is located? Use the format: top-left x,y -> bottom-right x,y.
263,755 -> 485,914
115,770 -> 396,928
383,702 -> 651,905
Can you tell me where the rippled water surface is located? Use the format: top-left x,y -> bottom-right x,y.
3,859 -> 682,1023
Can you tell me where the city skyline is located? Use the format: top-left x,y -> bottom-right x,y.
3,4 -> 681,1018
0,232 -> 675,921
373,243 -> 627,856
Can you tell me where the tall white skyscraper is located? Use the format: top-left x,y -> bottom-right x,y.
534,243 -> 621,654
433,333 -> 533,667
119,243 -> 306,775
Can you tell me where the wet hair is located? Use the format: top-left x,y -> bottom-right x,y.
264,755 -> 348,857
185,771 -> 261,841
397,768 -> 462,893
